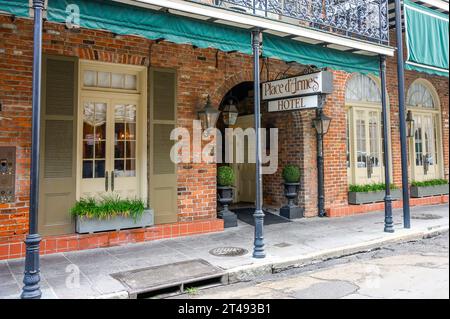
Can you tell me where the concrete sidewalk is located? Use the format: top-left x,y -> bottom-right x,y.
0,204 -> 448,299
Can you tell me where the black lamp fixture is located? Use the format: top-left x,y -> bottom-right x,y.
198,95 -> 220,132
313,110 -> 332,136
313,108 -> 332,218
406,110 -> 415,138
222,97 -> 239,126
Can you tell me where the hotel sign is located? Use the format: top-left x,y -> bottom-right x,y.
262,71 -> 333,101
268,95 -> 319,113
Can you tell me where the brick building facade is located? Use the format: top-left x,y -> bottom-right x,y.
0,2 -> 448,260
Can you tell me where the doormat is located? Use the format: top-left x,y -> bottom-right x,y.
232,208 -> 291,226
111,259 -> 225,296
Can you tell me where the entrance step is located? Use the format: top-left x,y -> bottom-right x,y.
111,259 -> 227,299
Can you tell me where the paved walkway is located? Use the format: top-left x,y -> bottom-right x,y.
0,204 -> 448,299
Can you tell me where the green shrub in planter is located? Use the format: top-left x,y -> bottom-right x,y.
282,165 -> 300,183
349,183 -> 398,193
217,166 -> 235,187
411,179 -> 448,187
71,195 -> 145,222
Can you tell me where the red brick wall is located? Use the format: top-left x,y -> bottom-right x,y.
0,15 -> 448,241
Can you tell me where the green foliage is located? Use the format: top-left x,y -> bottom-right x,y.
349,183 -> 399,193
217,166 -> 235,187
185,287 -> 199,295
282,165 -> 300,183
411,179 -> 448,187
71,195 -> 145,221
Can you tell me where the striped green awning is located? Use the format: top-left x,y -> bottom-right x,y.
404,0 -> 449,77
0,0 -> 380,75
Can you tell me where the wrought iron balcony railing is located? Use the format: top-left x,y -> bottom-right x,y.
194,0 -> 390,45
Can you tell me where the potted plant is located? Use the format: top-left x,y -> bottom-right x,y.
217,166 -> 237,228
410,179 -> 449,198
71,195 -> 154,234
348,183 -> 402,205
280,164 -> 303,219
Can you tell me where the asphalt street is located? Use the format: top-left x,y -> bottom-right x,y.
172,232 -> 449,299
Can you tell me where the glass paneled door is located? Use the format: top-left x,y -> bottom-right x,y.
350,108 -> 384,184
411,113 -> 440,181
79,93 -> 141,199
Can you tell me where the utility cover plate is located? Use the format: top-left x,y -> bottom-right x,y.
111,259 -> 224,294
209,247 -> 248,257
412,213 -> 443,220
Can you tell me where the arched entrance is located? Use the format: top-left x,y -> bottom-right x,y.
218,82 -> 256,204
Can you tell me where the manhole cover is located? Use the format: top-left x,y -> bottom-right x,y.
209,247 -> 248,257
412,213 -> 443,220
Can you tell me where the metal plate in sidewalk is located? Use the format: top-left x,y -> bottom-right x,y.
209,247 -> 248,257
412,213 -> 442,220
111,259 -> 225,295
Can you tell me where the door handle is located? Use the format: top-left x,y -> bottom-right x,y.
111,171 -> 115,192
105,171 -> 109,192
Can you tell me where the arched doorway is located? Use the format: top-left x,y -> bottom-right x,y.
218,82 -> 256,204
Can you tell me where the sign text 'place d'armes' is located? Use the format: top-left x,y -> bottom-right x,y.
262,71 -> 333,112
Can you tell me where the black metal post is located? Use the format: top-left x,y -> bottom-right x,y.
394,0 -> 411,229
316,108 -> 326,218
380,55 -> 394,233
252,29 -> 265,259
21,0 -> 44,299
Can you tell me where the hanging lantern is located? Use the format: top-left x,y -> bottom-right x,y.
313,111 -> 332,135
198,95 -> 220,131
222,98 -> 239,126
406,110 -> 415,138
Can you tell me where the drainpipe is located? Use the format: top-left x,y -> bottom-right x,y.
251,29 -> 265,259
380,55 -> 394,233
21,0 -> 44,299
393,0 -> 411,228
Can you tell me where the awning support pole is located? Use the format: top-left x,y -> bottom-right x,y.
21,0 -> 44,299
380,55 -> 394,233
252,28 -> 265,259
394,0 -> 411,229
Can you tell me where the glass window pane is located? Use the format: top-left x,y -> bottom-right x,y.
84,70 -> 96,87
115,160 -> 125,177
111,73 -> 125,89
125,74 -> 137,90
82,160 -> 93,179
95,141 -> 106,159
126,141 -> 136,158
115,141 -> 125,159
115,123 -> 125,141
83,122 -> 94,140
407,82 -> 434,108
97,72 -> 111,88
126,123 -> 136,140
94,160 -> 105,178
125,104 -> 136,123
83,142 -> 93,159
346,74 -> 381,103
126,159 -> 136,177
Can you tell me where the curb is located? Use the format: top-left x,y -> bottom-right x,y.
226,224 -> 449,284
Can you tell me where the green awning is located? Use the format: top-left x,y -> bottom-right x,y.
404,0 -> 449,77
0,0 -> 379,75
0,0 -> 29,17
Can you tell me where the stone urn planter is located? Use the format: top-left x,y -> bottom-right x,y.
280,182 -> 304,219
76,208 -> 154,234
410,184 -> 449,198
348,189 -> 402,205
280,165 -> 303,219
217,166 -> 237,228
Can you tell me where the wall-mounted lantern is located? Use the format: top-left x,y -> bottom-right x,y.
222,97 -> 239,126
198,95 -> 220,132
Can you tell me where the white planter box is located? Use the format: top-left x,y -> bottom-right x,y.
76,209 -> 154,234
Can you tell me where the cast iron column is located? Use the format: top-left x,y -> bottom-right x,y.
380,55 -> 394,233
316,107 -> 326,218
394,0 -> 411,228
21,0 -> 44,299
252,29 -> 265,259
